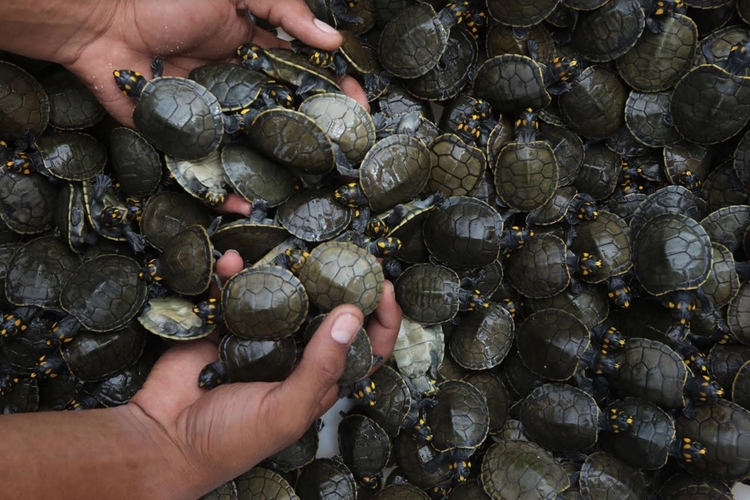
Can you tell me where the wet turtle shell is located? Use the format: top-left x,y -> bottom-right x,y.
425,379 -> 489,452
222,265 -> 308,340
60,255 -> 148,332
234,467 -> 299,499
572,144 -> 622,201
700,243 -> 740,310
199,333 -> 297,387
538,124 -> 585,186
295,458 -> 358,500
378,3 -> 449,79
486,0 -> 562,27
211,217 -> 289,266
220,141 -> 296,208
165,149 -> 229,207
188,63 -> 269,111
520,383 -> 600,451
277,189 -> 352,242
558,66 -> 628,139
245,107 -> 335,176
298,241 -> 384,316
0,169 -> 57,234
6,236 -> 79,308
392,430 -> 453,489
359,134 -> 432,213
394,263 -> 464,325
675,399 -> 750,481
198,481 -> 238,500
516,309 -> 591,381
569,210 -> 633,284
571,0 -> 646,63
40,66 -> 105,130
137,296 -> 215,340
529,285 -> 610,329
339,325 -> 375,387
629,185 -> 706,241
156,225 -> 215,296
422,196 -> 503,269
264,422 -> 319,472
480,440 -> 569,500
372,484 -> 430,500
473,55 -> 552,116
0,61 -> 49,139
31,131 -> 106,181
359,364 -> 412,437
338,414 -> 392,484
426,134 -> 486,197
61,321 -> 146,382
298,92 -> 376,165
81,347 -> 158,407
462,371 -> 511,435
700,205 -> 750,259
448,303 -> 514,370
505,233 -> 571,299
632,213 -> 712,296
139,191 -> 212,251
624,91 -> 682,148
579,452 -> 646,500
109,127 -> 162,198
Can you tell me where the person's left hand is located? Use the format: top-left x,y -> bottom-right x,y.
127,250 -> 402,495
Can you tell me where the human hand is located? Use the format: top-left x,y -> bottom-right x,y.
62,0 -> 368,128
127,250 -> 402,497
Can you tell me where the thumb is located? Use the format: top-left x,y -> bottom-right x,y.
262,305 -> 363,440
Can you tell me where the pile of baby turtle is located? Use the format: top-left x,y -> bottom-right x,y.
6,0 -> 750,495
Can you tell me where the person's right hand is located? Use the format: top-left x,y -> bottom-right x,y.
61,0 -> 368,127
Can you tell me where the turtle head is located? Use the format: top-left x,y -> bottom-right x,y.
652,0 -> 685,15
456,114 -> 482,143
460,289 -> 488,311
352,378 -> 377,406
604,407 -> 633,433
309,50 -> 335,68
360,475 -> 381,490
46,315 -> 82,346
679,437 -> 707,463
411,417 -> 434,443
334,182 -> 364,208
551,56 -> 580,82
667,290 -> 696,325
0,312 -> 28,338
369,237 -> 402,257
0,374 -> 18,396
139,258 -> 163,283
264,82 -> 295,109
677,170 -> 701,191
449,456 -> 472,483
5,152 -> 31,175
685,350 -> 709,375
113,69 -> 148,98
194,298 -> 222,325
198,361 -> 227,389
578,252 -> 603,277
126,197 -> 143,223
31,353 -> 66,380
599,325 -> 627,351
591,349 -> 620,375
202,189 -> 227,207
237,44 -> 266,70
366,218 -> 389,238
514,108 -> 539,142
101,206 -> 127,228
464,9 -> 489,38
500,297 -> 520,319
275,247 -> 310,274
691,374 -> 724,403
473,98 -> 492,119
724,40 -> 750,74
577,201 -> 599,222
607,278 -> 632,309
440,1 -> 471,27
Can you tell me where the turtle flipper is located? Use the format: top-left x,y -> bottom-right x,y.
122,225 -> 146,253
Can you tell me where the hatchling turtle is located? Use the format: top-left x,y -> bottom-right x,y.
21,130 -> 106,181
39,66 -> 106,130
0,61 -> 49,139
137,296 -> 215,341
108,127 -> 162,198
139,191 -> 212,251
390,317 -> 444,396
0,169 -> 57,235
571,0 -> 646,62
164,149 -> 229,207
234,467 -> 299,499
295,458 -> 357,500
220,141 -> 296,208
82,174 -> 145,253
114,57 -> 230,160
579,452 -> 647,500
338,414 -> 392,488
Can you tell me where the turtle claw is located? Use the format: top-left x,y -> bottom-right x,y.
93,174 -> 113,201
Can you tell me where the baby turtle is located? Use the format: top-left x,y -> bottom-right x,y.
114,57 -> 230,160
137,296 -> 215,341
83,174 -> 145,253
164,149 -> 229,207
338,414 -> 392,488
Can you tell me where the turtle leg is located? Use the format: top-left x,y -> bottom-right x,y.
333,53 -> 349,77
198,361 -> 228,389
331,0 -> 363,24
93,173 -> 114,202
151,56 -> 165,78
122,224 -> 146,253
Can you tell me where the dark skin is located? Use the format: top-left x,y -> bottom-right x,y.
0,1 -> 398,498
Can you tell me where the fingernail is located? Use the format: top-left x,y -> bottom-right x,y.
225,249 -> 240,257
314,18 -> 339,35
240,201 -> 252,217
331,313 -> 361,344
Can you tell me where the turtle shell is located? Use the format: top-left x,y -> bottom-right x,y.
165,149 -> 229,207
569,210 -> 633,284
392,430 -> 453,489
60,255 -> 148,332
624,91 -> 682,148
486,0 -> 562,27
473,55 -> 551,116
632,213 -> 712,296
579,452 -> 646,500
378,3 -> 448,79
34,131 -> 106,181
338,414 -> 392,483
572,144 -> 621,201
670,63 -> 750,145
340,326 -> 374,386
40,66 -> 105,130
675,399 -> 750,481
234,467 -> 298,499
298,92 -> 376,165
612,338 -> 688,410
372,484 -> 430,500
538,124 -> 585,186
706,343 -> 750,390
700,243 -> 740,310
516,309 -> 590,381
359,364 -> 412,436
424,379 -> 489,452
252,47 -> 341,93
188,63 -> 268,111
159,225 -> 214,296
221,141 -> 295,208
599,397 -> 677,470
277,189 -> 351,242
529,285 -> 609,329
0,61 -> 49,139
663,141 -> 712,189
109,127 -> 162,197
198,481 -> 238,500
462,371 -> 510,435
6,236 -> 79,308
616,13 -> 698,92
520,383 -> 600,451
700,205 -> 750,259
448,303 -> 514,370
298,241 -> 384,316
139,191 -> 212,251
0,170 -> 57,234
391,317 -> 444,395
222,265 -> 308,339
295,458 -> 358,500
210,218 -> 289,265
359,134 -> 432,213
480,440 -> 569,500
394,263 -> 461,325
422,196 -> 503,269
629,185 -> 706,241
246,107 -> 335,176
571,0 -> 645,63
134,76 -> 224,160
218,333 -> 297,383
494,137 -> 559,212
505,233 -> 571,299
558,66 -> 628,140
265,422 -> 318,472
733,360 -> 750,410
427,134 -> 486,197
137,296 -> 215,340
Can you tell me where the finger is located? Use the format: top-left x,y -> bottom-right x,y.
339,75 -> 370,111
238,0 -> 343,51
366,281 -> 401,372
212,250 -> 244,297
131,340 -> 219,421
261,305 -> 364,439
213,194 -> 252,217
